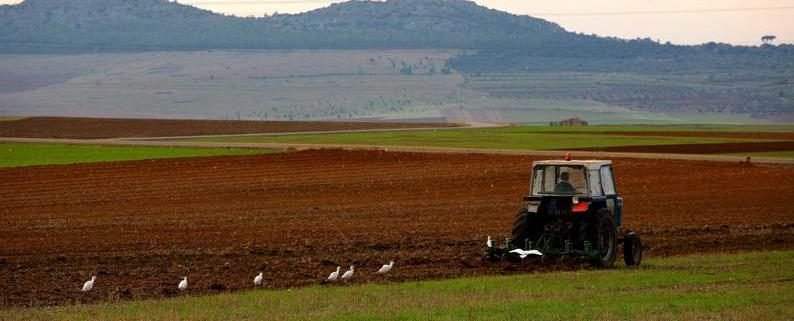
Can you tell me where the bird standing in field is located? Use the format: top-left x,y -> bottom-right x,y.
254,272 -> 263,286
82,276 -> 96,293
341,265 -> 355,281
486,236 -> 493,248
178,277 -> 188,291
327,266 -> 341,282
377,261 -> 394,275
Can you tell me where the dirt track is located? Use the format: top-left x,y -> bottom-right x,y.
1,150 -> 793,307
0,117 -> 458,139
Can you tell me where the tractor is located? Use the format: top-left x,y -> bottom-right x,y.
487,156 -> 643,268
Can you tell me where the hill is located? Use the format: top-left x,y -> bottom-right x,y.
0,0 -> 256,51
0,0 -> 791,121
0,0 -> 580,51
449,44 -> 794,118
263,0 -> 572,48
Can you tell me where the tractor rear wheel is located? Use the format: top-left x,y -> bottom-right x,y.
511,208 -> 544,250
623,232 -> 643,266
592,209 -> 617,268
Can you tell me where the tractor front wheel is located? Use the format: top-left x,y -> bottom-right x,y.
623,232 -> 643,266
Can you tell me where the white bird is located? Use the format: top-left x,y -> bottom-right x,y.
509,249 -> 543,260
178,277 -> 188,291
341,265 -> 355,281
486,236 -> 493,248
254,272 -> 263,286
81,276 -> 96,292
377,261 -> 394,274
327,266 -> 341,282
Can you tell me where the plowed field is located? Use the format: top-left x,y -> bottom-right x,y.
574,141 -> 794,154
0,117 -> 457,139
1,150 -> 792,307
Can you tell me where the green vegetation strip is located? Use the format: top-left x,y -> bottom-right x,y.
192,126 -> 770,151
0,116 -> 28,121
0,143 -> 275,168
4,251 -> 792,321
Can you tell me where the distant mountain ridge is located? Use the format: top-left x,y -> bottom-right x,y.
2,0 -> 791,119
270,0 -> 564,34
0,0 -> 604,52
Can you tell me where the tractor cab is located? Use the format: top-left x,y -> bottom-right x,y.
524,160 -> 623,228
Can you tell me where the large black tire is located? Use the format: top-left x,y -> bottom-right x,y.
511,208 -> 544,250
623,232 -> 643,266
592,209 -> 618,268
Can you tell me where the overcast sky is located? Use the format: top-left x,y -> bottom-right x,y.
2,0 -> 792,45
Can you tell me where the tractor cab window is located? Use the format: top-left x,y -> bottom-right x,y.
601,166 -> 616,195
589,170 -> 604,196
531,165 -> 588,196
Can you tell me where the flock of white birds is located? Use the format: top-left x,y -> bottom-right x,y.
80,261 -> 396,293
81,236 -> 539,294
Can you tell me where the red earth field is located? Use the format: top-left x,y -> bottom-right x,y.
554,130 -> 794,154
0,117 -> 458,139
1,150 -> 792,307
575,141 -> 794,154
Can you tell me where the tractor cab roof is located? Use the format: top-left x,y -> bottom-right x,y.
532,160 -> 612,170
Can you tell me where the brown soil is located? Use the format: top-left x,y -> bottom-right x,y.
572,141 -> 794,154
1,150 -> 792,307
0,117 -> 459,139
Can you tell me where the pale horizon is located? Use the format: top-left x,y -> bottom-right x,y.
1,0 -> 792,46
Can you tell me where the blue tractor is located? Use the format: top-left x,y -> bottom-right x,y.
487,157 -> 643,267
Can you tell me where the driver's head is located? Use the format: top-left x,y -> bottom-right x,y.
560,172 -> 570,182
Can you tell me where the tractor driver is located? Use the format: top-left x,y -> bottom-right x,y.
554,171 -> 576,194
